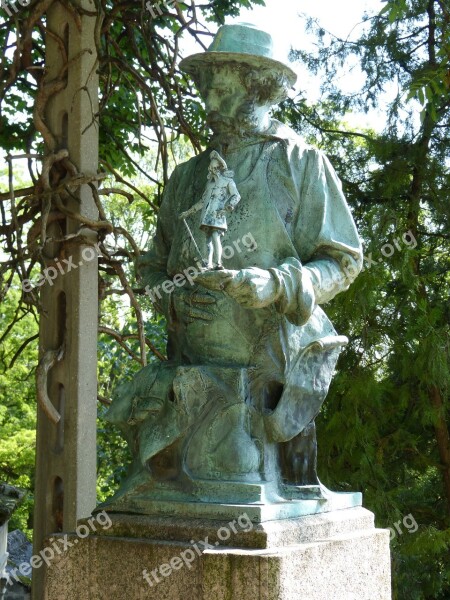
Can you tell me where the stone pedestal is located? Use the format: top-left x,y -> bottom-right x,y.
43,507 -> 391,599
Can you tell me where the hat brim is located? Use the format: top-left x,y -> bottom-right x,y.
180,52 -> 297,87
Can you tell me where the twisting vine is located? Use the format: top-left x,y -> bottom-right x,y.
0,0 -> 248,402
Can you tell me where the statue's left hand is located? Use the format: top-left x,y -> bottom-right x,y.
195,267 -> 279,309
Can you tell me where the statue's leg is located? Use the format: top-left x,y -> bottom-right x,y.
206,232 -> 214,269
279,420 -> 319,486
212,230 -> 222,267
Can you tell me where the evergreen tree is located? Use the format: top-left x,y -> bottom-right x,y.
287,1 -> 449,597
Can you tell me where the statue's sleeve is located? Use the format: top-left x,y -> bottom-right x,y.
137,167 -> 180,317
269,147 -> 363,326
227,180 -> 241,209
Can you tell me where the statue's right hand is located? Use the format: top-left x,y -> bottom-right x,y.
172,287 -> 217,324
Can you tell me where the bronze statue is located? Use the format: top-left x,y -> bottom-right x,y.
103,23 -> 363,519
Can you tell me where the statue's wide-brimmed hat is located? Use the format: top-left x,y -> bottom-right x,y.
180,23 -> 297,87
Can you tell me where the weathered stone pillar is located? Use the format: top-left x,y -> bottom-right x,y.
32,0 -> 99,597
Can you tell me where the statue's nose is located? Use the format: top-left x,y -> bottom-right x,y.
205,92 -> 220,113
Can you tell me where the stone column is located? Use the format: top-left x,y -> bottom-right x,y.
32,0 -> 99,597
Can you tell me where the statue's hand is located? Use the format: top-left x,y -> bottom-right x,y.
172,287 -> 217,324
196,267 -> 279,309
195,269 -> 236,292
217,205 -> 233,219
179,210 -> 190,221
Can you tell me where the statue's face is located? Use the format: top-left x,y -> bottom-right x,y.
203,67 -> 266,135
205,70 -> 248,124
209,158 -> 222,175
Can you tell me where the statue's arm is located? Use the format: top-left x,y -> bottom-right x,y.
195,146 -> 362,326
270,148 -> 363,324
226,180 -> 241,211
180,198 -> 203,219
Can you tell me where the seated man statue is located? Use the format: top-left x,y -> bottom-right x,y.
104,23 -> 363,516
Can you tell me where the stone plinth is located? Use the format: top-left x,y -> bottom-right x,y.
43,507 -> 391,599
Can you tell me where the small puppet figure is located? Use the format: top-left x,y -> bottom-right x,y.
179,150 -> 241,269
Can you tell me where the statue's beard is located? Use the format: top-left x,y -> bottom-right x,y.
206,103 -> 262,138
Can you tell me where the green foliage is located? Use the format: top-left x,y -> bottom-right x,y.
290,1 -> 450,598
0,285 -> 38,537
